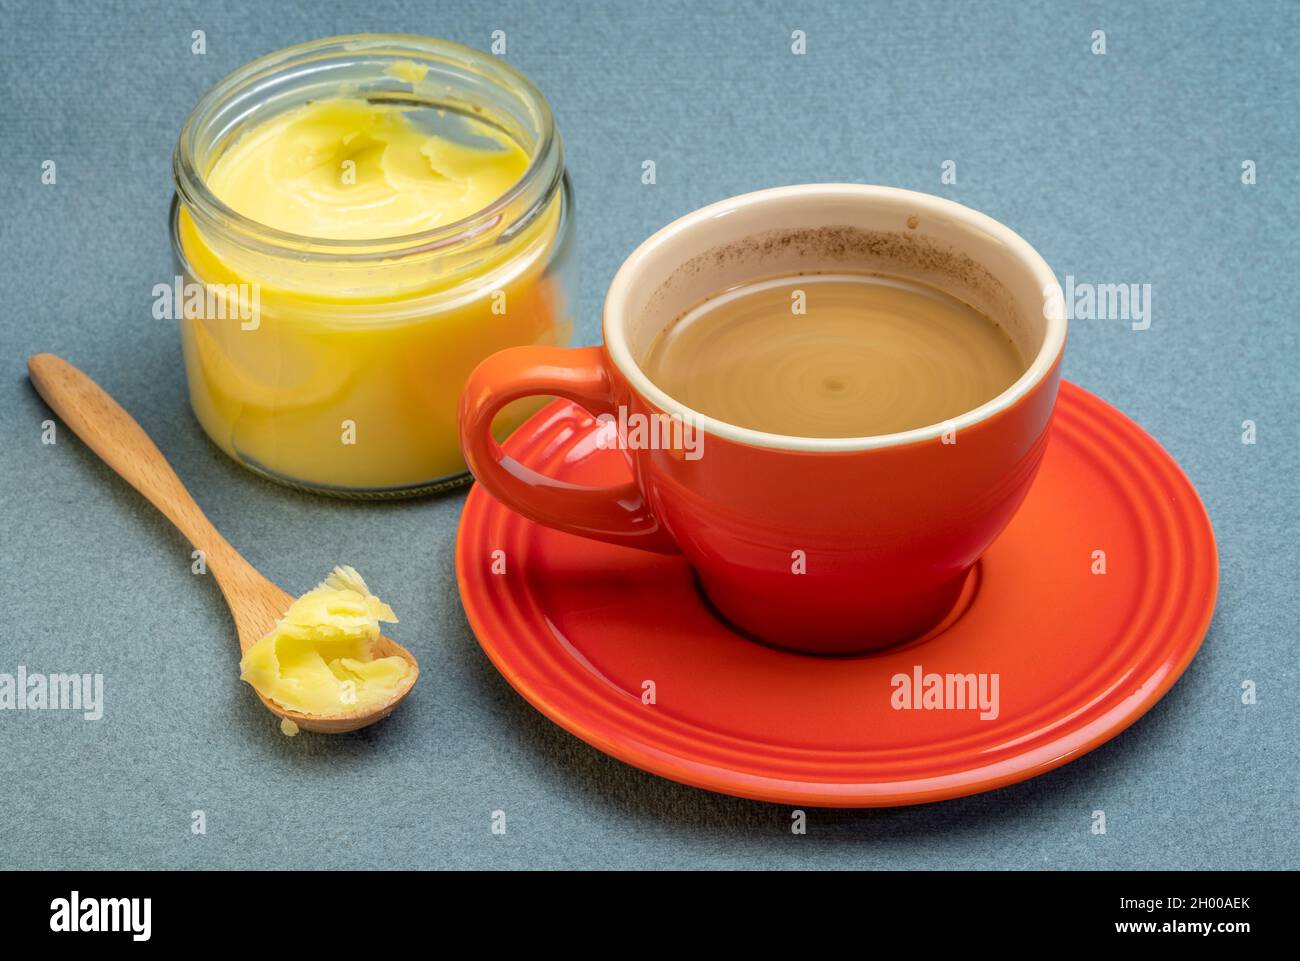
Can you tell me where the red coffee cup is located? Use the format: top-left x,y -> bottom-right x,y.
461,185 -> 1066,654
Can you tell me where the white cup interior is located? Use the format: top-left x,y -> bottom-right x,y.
603,184 -> 1066,452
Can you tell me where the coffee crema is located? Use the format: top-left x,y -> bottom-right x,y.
640,273 -> 1026,438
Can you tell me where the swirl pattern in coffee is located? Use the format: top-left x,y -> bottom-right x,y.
641,273 -> 1026,438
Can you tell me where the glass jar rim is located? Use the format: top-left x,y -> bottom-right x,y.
172,33 -> 563,262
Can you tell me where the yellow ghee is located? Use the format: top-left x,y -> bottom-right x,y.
204,98 -> 525,239
240,566 -> 410,716
177,94 -> 569,492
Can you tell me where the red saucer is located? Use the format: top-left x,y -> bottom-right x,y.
456,382 -> 1218,807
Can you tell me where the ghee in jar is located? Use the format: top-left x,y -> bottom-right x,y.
173,39 -> 573,495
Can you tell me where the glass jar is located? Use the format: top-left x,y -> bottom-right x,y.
171,35 -> 574,497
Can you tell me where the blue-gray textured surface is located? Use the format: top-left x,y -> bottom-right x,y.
1,0 -> 1296,870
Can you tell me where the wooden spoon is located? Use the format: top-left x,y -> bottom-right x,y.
27,353 -> 419,734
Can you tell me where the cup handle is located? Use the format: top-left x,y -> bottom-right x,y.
459,345 -> 679,554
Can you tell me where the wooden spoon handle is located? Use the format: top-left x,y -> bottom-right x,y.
27,353 -> 231,557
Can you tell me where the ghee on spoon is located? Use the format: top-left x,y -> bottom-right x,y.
27,354 -> 419,734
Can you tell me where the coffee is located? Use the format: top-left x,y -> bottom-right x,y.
641,273 -> 1026,438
